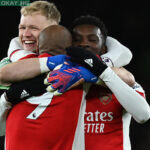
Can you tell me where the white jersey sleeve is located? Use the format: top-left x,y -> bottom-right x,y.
100,67 -> 150,123
7,37 -> 36,62
101,36 -> 133,67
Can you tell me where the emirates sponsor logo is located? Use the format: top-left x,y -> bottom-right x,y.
85,123 -> 105,133
84,110 -> 113,134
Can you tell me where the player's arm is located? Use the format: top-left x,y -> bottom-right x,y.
100,68 -> 150,123
110,67 -> 135,87
0,55 -> 67,85
4,74 -> 47,105
0,58 -> 41,85
102,36 -> 132,67
2,63 -> 132,105
2,36 -> 132,85
66,47 -> 150,123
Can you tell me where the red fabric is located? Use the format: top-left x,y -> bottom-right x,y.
19,54 -> 38,60
6,87 -> 83,150
38,53 -> 52,58
85,85 -> 124,150
6,50 -> 84,150
84,85 -> 146,150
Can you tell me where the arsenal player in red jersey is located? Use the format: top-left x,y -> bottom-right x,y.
67,15 -> 150,150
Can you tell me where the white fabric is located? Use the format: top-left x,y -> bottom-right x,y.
0,93 -> 12,136
7,37 -> 22,57
72,87 -> 85,150
101,36 -> 133,67
39,57 -> 50,73
26,92 -> 54,120
7,37 -> 35,62
10,50 -> 35,62
72,83 -> 91,150
100,67 -> 150,123
122,110 -> 132,150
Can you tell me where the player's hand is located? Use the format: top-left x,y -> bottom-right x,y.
66,46 -> 107,77
44,60 -> 98,96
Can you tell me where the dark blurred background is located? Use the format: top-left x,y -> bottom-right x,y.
0,0 -> 150,150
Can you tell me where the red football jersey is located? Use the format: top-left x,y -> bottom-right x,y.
84,84 -> 145,150
6,51 -> 87,150
6,87 -> 86,150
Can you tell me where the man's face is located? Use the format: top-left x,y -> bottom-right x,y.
72,24 -> 105,55
19,12 -> 57,52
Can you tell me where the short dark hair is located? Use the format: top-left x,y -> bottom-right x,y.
71,15 -> 108,44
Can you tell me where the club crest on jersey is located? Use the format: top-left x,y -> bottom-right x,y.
101,57 -> 114,67
99,94 -> 112,105
84,58 -> 93,67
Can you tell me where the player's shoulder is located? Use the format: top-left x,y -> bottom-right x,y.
7,37 -> 37,62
